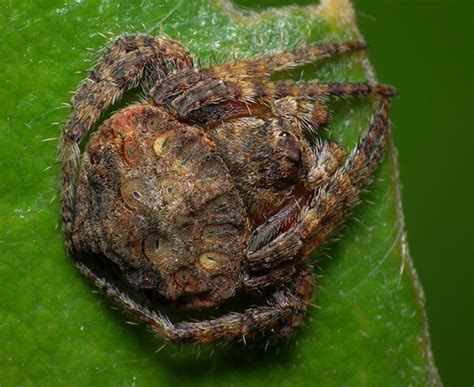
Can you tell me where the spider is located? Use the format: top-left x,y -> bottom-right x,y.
61,35 -> 395,344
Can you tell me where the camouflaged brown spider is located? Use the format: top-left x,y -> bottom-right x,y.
61,35 -> 395,344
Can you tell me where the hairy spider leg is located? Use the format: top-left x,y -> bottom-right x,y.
299,98 -> 391,256
164,96 -> 329,135
242,138 -> 346,265
61,35 -> 193,254
148,40 -> 395,122
75,261 -> 313,344
148,39 -> 367,108
166,78 -> 396,121
212,40 -> 367,78
246,98 -> 390,271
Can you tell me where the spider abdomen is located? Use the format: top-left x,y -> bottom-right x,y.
72,104 -> 249,309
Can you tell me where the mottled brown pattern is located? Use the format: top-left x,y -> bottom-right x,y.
61,35 -> 395,344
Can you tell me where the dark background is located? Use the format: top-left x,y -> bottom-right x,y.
234,0 -> 473,385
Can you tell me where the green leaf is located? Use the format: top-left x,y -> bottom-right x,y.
0,0 -> 441,385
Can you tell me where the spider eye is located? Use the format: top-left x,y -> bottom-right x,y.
277,131 -> 301,163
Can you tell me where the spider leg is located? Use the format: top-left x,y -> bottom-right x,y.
278,97 -> 330,133
64,35 -> 192,143
172,95 -> 330,134
214,40 -> 367,79
269,80 -> 397,99
242,264 -> 298,291
306,140 -> 346,189
240,264 -> 314,339
75,261 -> 313,344
147,40 -> 365,107
243,138 -> 345,259
246,98 -> 391,271
61,35 -> 193,254
269,266 -> 315,339
299,98 -> 391,256
148,39 -> 396,123
164,78 -> 395,122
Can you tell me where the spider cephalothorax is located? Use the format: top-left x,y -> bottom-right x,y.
61,35 -> 395,344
